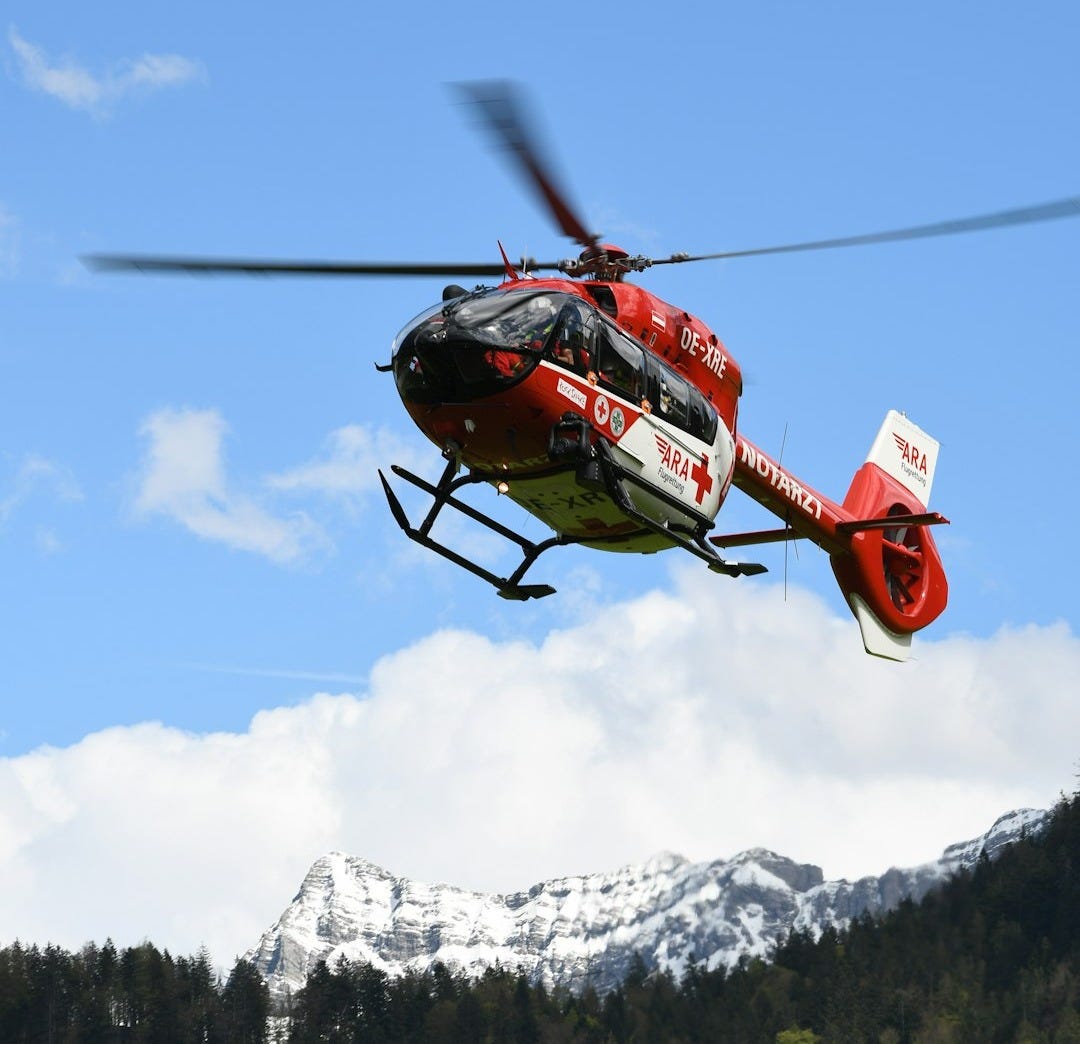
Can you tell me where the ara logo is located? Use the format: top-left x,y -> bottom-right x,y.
654,435 -> 714,505
892,432 -> 929,474
655,434 -> 690,480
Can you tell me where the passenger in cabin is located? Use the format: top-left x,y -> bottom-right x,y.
486,349 -> 527,377
554,343 -> 576,366
550,312 -> 590,374
484,295 -> 557,378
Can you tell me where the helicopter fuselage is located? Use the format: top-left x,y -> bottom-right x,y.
390,279 -> 741,550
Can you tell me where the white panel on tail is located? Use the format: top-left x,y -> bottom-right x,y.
865,409 -> 940,508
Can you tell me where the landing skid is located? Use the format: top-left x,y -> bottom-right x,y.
379,455 -> 580,601
379,418 -> 765,601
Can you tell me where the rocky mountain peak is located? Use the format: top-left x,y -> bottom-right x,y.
248,808 -> 1049,1001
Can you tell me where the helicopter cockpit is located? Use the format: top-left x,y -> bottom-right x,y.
392,288 -> 562,405
391,287 -> 717,444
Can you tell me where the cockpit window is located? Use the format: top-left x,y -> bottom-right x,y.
451,291 -> 559,350
392,289 -> 560,405
547,300 -> 595,375
391,300 -> 448,357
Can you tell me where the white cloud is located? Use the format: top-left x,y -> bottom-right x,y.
133,407 -> 329,564
8,27 -> 204,117
125,53 -> 203,90
0,570 -> 1075,966
132,410 -> 474,566
267,424 -> 427,508
0,454 -> 82,526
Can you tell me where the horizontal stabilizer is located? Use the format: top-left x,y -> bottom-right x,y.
836,511 -> 949,535
710,527 -> 805,549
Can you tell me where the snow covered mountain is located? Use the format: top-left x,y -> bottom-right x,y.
247,808 -> 1047,1001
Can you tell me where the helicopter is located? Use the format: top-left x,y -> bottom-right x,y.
86,82 -> 1080,661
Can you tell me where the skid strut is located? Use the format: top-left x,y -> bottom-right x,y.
379,454 -> 579,601
380,416 -> 765,602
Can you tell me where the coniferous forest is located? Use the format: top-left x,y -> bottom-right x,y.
4,790 -> 1080,1042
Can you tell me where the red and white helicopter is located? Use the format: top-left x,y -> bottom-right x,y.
88,83 -> 1080,660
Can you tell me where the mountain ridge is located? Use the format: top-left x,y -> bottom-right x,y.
248,807 -> 1047,1000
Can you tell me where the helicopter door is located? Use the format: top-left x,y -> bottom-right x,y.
595,323 -> 645,403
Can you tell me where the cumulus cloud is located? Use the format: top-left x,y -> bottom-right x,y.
131,409 -> 440,564
0,570 -> 1075,965
133,408 -> 329,564
8,26 -> 204,117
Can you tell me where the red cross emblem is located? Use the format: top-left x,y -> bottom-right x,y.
594,395 -> 610,426
690,453 -> 713,505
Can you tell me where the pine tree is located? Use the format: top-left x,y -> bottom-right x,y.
221,957 -> 269,1044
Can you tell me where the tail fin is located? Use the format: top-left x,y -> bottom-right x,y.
831,410 -> 949,661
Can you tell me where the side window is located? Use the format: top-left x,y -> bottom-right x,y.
657,371 -> 690,428
647,354 -> 720,442
688,387 -> 719,443
596,326 -> 644,400
548,302 -> 595,375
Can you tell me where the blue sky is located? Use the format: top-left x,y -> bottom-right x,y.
2,3 -> 1079,964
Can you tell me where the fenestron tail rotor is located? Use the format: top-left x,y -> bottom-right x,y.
881,510 -> 925,612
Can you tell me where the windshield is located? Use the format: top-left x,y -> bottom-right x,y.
451,290 -> 559,349
393,289 -> 561,404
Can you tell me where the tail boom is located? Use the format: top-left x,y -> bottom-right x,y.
718,413 -> 949,660
725,435 -> 863,556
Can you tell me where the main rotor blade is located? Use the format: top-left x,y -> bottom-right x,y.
653,195 -> 1080,265
82,255 -> 563,277
457,80 -> 597,249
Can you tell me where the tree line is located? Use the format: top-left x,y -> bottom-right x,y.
0,941 -> 269,1042
4,789 -> 1080,1041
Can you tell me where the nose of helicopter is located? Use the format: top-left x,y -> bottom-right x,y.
391,288 -> 559,406
392,313 -> 532,406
